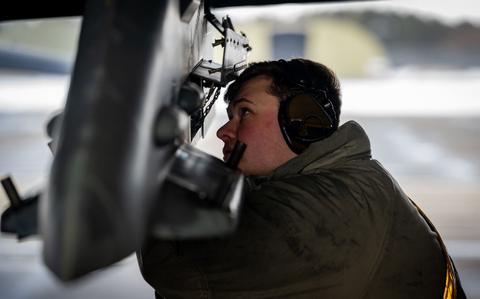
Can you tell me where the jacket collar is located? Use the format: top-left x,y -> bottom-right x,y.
249,120 -> 372,185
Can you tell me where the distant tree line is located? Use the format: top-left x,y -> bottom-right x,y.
329,11 -> 480,69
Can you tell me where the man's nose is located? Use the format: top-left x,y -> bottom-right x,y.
216,120 -> 236,143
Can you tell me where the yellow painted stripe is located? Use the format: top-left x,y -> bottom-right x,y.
443,265 -> 454,299
409,198 -> 458,299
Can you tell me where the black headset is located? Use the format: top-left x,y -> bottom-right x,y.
278,79 -> 338,154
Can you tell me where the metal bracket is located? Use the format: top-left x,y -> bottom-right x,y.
191,28 -> 249,87
192,59 -> 223,85
194,0 -> 251,87
221,28 -> 249,84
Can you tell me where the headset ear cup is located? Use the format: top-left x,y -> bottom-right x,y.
278,92 -> 336,154
278,96 -> 309,154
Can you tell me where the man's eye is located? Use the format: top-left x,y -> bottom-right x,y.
239,107 -> 250,118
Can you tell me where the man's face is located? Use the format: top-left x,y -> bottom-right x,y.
216,75 -> 297,176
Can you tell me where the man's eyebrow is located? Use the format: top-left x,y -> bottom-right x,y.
227,98 -> 255,114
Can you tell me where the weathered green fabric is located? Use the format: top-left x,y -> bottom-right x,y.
139,121 -> 446,299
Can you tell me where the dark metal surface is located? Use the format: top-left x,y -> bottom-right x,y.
210,0 -> 367,8
42,0 -> 211,281
1,177 -> 22,208
0,2 -> 86,21
0,0 -> 367,21
1,177 -> 39,239
151,144 -> 244,239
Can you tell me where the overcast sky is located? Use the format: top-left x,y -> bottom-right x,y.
371,0 -> 480,24
220,0 -> 480,25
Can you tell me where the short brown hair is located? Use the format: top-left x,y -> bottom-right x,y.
224,58 -> 342,128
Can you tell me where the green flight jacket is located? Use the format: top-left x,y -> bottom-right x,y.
139,120 -> 447,299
